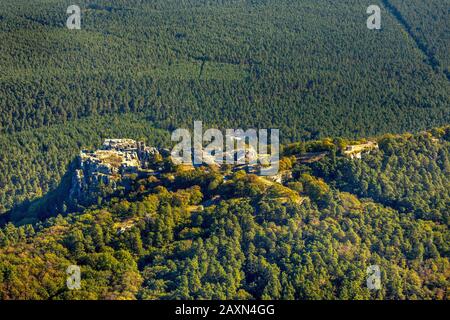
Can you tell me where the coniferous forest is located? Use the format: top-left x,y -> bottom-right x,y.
1,128 -> 449,300
0,0 -> 449,301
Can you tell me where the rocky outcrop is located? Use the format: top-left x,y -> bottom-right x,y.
70,139 -> 159,201
343,141 -> 379,159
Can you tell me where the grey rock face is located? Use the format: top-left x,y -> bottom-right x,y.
70,139 -> 159,200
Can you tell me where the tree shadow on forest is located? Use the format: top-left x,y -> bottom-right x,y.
0,159 -> 80,227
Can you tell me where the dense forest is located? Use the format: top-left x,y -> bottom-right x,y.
0,0 -> 449,300
0,0 -> 449,137
308,129 -> 450,224
388,0 -> 450,79
1,0 -> 449,217
0,113 -> 169,216
0,127 -> 449,299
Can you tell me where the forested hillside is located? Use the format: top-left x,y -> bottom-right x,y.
0,0 -> 448,301
0,128 -> 449,299
0,114 -> 169,216
1,0 -> 449,217
307,128 -> 450,223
